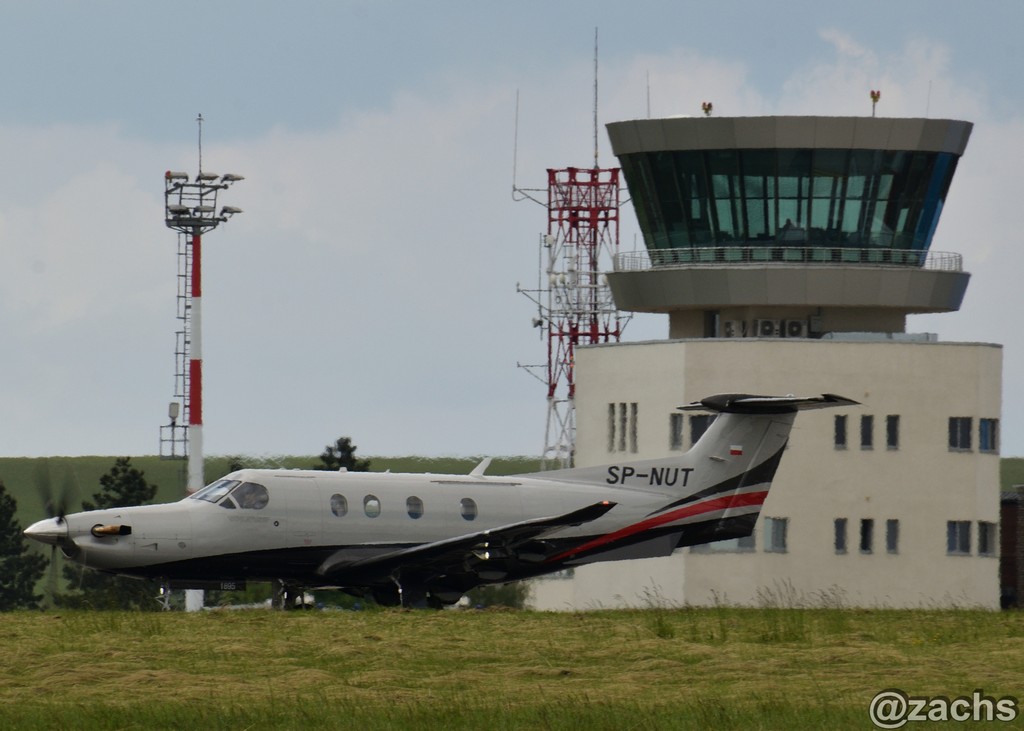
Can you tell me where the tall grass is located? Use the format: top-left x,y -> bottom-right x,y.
1,606 -> 1020,730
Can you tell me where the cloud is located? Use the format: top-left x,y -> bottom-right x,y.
1,31 -> 1022,458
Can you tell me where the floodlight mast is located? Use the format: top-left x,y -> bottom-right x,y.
159,120 -> 243,496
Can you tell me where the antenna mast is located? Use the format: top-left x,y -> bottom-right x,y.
593,27 -> 599,168
516,29 -> 629,469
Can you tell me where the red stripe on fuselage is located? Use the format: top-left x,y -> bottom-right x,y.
547,489 -> 768,564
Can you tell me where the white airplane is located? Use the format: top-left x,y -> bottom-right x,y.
25,393 -> 854,607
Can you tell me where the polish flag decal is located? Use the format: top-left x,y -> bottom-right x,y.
729,445 -> 744,456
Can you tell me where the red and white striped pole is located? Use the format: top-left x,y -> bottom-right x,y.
187,230 -> 204,494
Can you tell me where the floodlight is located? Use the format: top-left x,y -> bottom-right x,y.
165,171 -> 189,181
167,204 -> 191,215
220,206 -> 243,216
197,172 -> 219,181
168,402 -> 180,422
221,174 -> 245,183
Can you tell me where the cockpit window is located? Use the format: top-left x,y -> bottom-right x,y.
230,482 -> 270,510
191,479 -> 240,504
190,479 -> 268,510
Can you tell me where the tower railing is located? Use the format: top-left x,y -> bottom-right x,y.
614,246 -> 963,272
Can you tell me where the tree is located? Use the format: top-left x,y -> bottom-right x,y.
60,457 -> 160,611
82,457 -> 157,511
0,481 -> 47,611
314,437 -> 371,472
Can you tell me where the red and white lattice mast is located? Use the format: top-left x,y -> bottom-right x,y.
518,168 -> 624,468
159,114 -> 243,495
516,30 -> 627,468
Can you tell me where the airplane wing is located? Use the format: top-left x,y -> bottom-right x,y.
316,500 -> 616,584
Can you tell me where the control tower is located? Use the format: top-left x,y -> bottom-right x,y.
607,116 -> 971,337
529,116 -> 1003,610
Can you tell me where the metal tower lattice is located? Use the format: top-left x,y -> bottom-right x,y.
519,166 -> 627,468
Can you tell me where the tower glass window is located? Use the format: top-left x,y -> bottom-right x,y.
619,148 -> 959,253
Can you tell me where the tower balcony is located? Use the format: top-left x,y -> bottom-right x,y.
607,245 -> 969,337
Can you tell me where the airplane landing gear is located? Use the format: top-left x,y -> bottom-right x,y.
273,579 -> 312,610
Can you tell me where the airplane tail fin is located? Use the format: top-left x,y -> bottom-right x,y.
523,393 -> 857,551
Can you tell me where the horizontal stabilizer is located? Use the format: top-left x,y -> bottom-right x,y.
679,393 -> 858,414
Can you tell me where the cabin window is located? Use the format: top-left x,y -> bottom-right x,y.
460,498 -> 478,521
407,496 -> 424,519
330,494 -> 348,517
364,495 -> 381,518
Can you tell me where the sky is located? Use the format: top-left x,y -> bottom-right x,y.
1,0 -> 1023,460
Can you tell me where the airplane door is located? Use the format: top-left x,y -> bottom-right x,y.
284,476 -> 324,548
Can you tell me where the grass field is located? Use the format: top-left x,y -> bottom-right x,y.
0,606 -> 1022,730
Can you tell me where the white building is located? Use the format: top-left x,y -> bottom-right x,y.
529,116 -> 1002,610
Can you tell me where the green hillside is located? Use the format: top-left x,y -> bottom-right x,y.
1002,457 -> 1024,492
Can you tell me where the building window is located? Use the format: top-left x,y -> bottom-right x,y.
607,403 -> 616,452
608,402 -> 639,453
834,518 -> 847,554
978,521 -> 997,556
947,520 -> 971,555
860,415 -> 874,450
859,519 -> 874,554
690,414 -> 715,446
764,517 -> 788,553
669,413 -> 684,451
629,402 -> 639,453
886,519 -> 899,554
949,417 -> 972,451
980,419 -> 999,453
834,415 -> 847,449
886,415 -> 900,450
618,403 -> 628,452
690,533 -> 755,553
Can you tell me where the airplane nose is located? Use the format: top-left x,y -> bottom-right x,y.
24,517 -> 68,546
